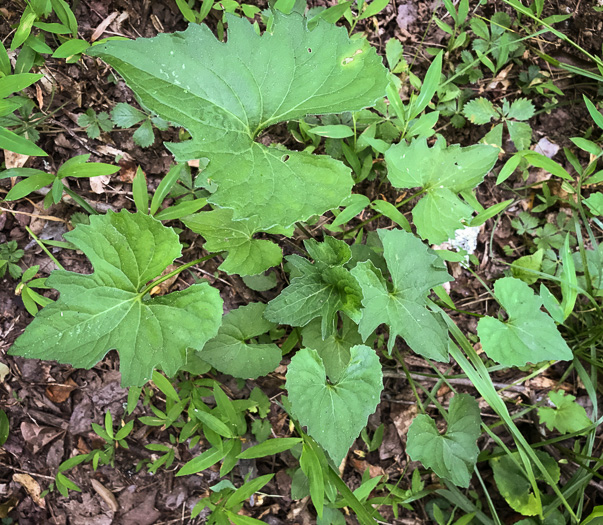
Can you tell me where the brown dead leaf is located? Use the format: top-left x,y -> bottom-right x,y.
45,378 -> 78,403
89,175 -> 111,194
118,160 -> 137,183
20,422 -> 63,454
149,264 -> 179,296
350,457 -> 386,479
90,479 -> 119,512
13,473 -> 46,508
3,150 -> 29,169
392,404 -> 418,442
91,11 -> 119,42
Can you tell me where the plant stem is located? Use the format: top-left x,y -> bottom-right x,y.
25,226 -> 65,271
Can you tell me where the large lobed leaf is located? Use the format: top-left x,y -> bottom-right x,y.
88,13 -> 388,231
385,137 -> 499,243
286,345 -> 383,465
9,211 -> 223,386
351,229 -> 452,359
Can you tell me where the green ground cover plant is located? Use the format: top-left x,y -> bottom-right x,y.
1,0 -> 602,523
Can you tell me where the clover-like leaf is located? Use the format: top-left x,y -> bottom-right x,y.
198,303 -> 282,379
407,393 -> 481,488
9,211 -> 223,386
89,13 -> 388,232
183,208 -> 285,276
538,390 -> 591,434
385,137 -> 499,243
286,345 -> 383,464
491,449 -> 560,516
351,229 -> 452,359
264,236 -> 363,339
477,277 -> 573,367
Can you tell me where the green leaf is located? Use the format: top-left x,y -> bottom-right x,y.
406,393 -> 481,488
538,390 -> 591,434
410,52 -> 442,119
237,438 -> 302,459
9,211 -> 223,387
385,38 -> 403,70
111,102 -> 146,128
286,345 -> 383,464
264,236 -> 363,338
301,316 -> 362,383
88,13 -> 388,231
462,97 -> 498,124
0,410 -> 9,447
583,96 -> 603,130
477,277 -> 573,367
584,192 -> 603,216
198,303 -> 282,379
307,124 -> 354,138
358,0 -> 390,20
510,249 -> 543,285
507,98 -> 536,120
132,166 -> 149,213
351,229 -> 452,358
132,119 -> 155,148
0,126 -> 47,156
6,172 -> 55,201
507,120 -> 532,151
177,445 -> 228,476
385,137 -> 499,243
491,449 -> 559,516
57,154 -> 119,178
183,208 -> 282,276
52,39 -> 89,58
193,409 -> 234,438
0,73 -> 43,98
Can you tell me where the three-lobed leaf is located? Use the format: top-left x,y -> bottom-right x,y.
286,345 -> 383,465
351,228 -> 452,359
385,137 -> 499,243
407,393 -> 481,488
538,390 -> 591,434
9,211 -> 223,386
89,13 -> 388,232
477,277 -> 573,367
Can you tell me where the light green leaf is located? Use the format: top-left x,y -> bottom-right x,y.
584,192 -> 603,216
198,303 -> 281,379
183,208 -> 282,276
507,120 -> 532,151
132,120 -> 155,148
385,38 -> 403,70
407,393 -> 481,488
462,97 -> 498,124
0,73 -> 43,98
237,438 -> 302,459
477,277 -> 573,367
0,126 -> 47,156
9,211 -> 223,386
264,236 -> 363,339
301,316 -> 362,383
111,102 -> 146,128
286,345 -> 383,464
359,0 -> 390,20
583,96 -> 603,130
52,39 -> 89,58
351,229 -> 452,358
385,137 -> 499,243
510,249 -> 543,285
88,13 -> 388,231
491,449 -> 560,516
307,124 -> 354,138
538,390 -> 591,434
506,98 -> 536,121
6,172 -> 55,201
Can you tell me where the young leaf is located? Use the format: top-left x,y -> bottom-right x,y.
506,98 -> 536,121
111,102 -> 146,128
491,449 -> 560,516
462,97 -> 498,124
538,390 -> 591,434
385,137 -> 499,243
182,208 -> 282,276
350,229 -> 452,359
198,303 -> 282,379
301,316 -> 362,383
88,13 -> 388,231
9,211 -> 223,386
477,277 -> 573,367
406,393 -> 481,488
286,345 -> 383,465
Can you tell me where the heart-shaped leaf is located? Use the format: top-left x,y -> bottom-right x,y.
286,345 -> 383,464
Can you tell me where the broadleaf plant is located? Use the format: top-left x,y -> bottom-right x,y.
88,13 -> 388,233
9,211 -> 223,386
385,137 -> 499,243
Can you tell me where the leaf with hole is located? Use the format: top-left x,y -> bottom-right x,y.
9,211 -> 223,386
88,13 -> 388,232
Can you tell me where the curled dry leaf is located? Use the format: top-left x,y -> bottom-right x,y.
13,473 -> 46,508
91,479 -> 119,512
45,378 -> 78,403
